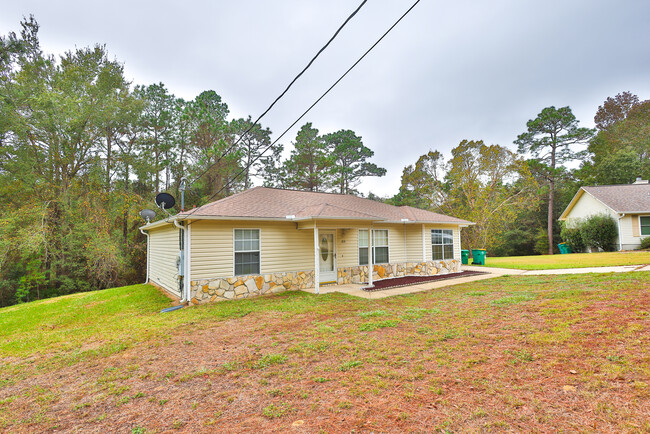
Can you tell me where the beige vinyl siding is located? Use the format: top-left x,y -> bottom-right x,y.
564,192 -> 617,223
404,225 -> 424,262
149,224 -> 180,295
190,220 -> 314,279
337,228 -> 358,267
621,214 -> 646,249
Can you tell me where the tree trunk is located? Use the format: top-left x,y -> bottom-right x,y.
547,179 -> 554,255
106,132 -> 112,193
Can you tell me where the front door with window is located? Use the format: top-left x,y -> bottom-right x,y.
319,231 -> 336,283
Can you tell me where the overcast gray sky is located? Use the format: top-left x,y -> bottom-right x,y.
2,0 -> 649,196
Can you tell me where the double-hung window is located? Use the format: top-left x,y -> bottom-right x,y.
234,229 -> 260,275
431,229 -> 454,260
359,229 -> 389,265
641,216 -> 650,236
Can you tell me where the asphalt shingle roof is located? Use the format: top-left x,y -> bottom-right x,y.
181,187 -> 473,224
583,183 -> 650,213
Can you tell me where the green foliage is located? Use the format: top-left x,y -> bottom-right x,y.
534,228 -> 550,255
396,141 -> 538,253
560,222 -> 585,253
0,17 -> 303,306
640,237 -> 650,250
324,129 -> 386,194
579,215 -> 618,252
515,106 -> 595,254
269,123 -> 386,193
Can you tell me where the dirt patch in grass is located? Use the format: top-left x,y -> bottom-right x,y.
364,270 -> 488,291
0,273 -> 649,432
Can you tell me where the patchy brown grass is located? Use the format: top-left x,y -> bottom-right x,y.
1,273 -> 649,433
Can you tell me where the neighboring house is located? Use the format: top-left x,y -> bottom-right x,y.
140,187 -> 474,303
559,178 -> 650,251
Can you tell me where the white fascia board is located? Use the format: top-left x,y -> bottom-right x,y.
139,218 -> 176,231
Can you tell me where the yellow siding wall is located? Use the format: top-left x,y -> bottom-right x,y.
191,220 -> 314,279
405,225 -> 424,262
337,228 -> 358,267
149,224 -> 181,295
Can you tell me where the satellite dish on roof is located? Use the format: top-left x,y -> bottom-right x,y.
139,209 -> 156,223
155,192 -> 176,210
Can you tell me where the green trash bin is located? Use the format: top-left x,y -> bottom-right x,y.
558,243 -> 572,254
461,249 -> 469,265
471,249 -> 487,265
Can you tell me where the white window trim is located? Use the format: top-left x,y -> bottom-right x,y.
640,215 -> 650,237
431,229 -> 454,261
233,228 -> 261,276
359,229 -> 390,265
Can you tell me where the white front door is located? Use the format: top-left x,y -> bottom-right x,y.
319,231 -> 336,283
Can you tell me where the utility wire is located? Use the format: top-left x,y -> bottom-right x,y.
186,0 -> 368,189
182,0 -> 422,218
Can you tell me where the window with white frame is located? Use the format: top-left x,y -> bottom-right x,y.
234,229 -> 260,275
359,229 -> 389,265
431,229 -> 454,260
641,216 -> 650,236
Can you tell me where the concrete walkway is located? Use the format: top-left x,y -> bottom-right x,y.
301,264 -> 649,300
463,264 -> 650,275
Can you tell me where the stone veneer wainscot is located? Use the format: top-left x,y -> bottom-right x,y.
190,270 -> 314,304
190,260 -> 461,304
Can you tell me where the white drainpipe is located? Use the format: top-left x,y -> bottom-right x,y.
186,222 -> 191,302
139,227 -> 150,284
314,224 -> 320,294
617,214 -> 625,251
368,227 -> 373,287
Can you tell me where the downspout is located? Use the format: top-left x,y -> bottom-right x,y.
186,222 -> 191,302
617,214 -> 625,251
139,227 -> 150,284
314,224 -> 320,295
173,219 -> 187,303
368,226 -> 373,287
421,224 -> 426,262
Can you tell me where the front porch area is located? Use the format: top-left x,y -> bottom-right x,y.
301,268 -> 499,299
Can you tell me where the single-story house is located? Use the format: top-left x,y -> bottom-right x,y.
140,187 -> 474,303
559,178 -> 650,251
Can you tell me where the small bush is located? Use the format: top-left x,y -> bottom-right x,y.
640,237 -> 650,250
580,214 -> 618,251
560,223 -> 585,253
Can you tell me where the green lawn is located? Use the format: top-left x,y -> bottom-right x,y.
1,274 -> 649,432
480,251 -> 650,270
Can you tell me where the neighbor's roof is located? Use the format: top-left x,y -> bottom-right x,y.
172,187 -> 473,225
560,183 -> 650,219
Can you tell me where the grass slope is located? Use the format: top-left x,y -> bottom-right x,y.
1,274 -> 649,432
482,251 -> 650,270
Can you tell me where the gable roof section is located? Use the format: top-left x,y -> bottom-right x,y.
177,187 -> 473,225
560,183 -> 650,219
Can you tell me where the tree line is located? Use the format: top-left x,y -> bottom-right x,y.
0,17 -> 385,306
391,94 -> 649,256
